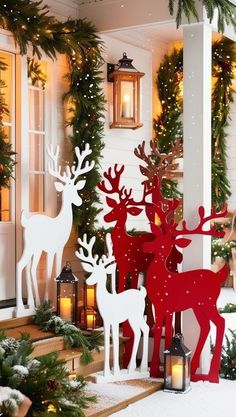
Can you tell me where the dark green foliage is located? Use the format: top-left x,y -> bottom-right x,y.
168,0 -> 236,33
34,301 -> 102,365
211,38 -> 236,208
153,48 -> 183,198
154,38 -> 235,208
211,239 -> 236,262
27,57 -> 47,88
219,303 -> 236,313
0,59 -> 16,189
220,329 -> 236,380
64,47 -> 105,234
0,333 -> 95,416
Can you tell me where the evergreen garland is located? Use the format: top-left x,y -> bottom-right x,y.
0,0 -> 105,235
154,38 -> 235,208
27,57 -> 47,88
0,332 -> 96,416
34,301 -> 102,365
169,0 -> 236,33
0,59 -> 15,190
219,303 -> 236,313
220,329 -> 236,380
64,49 -> 105,235
212,39 -> 236,207
153,48 -> 183,198
211,238 -> 236,262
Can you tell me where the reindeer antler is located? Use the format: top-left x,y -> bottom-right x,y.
98,164 -> 125,197
134,139 -> 183,182
172,205 -> 228,238
47,144 -> 70,183
71,143 -> 95,182
101,233 -> 115,266
76,234 -> 98,266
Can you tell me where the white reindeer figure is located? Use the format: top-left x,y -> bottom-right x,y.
76,233 -> 149,380
16,143 -> 94,316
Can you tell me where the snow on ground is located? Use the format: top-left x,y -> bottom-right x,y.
110,379 -> 236,417
110,288 -> 236,417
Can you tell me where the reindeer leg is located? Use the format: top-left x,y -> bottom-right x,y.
128,320 -> 141,373
111,324 -> 120,376
26,261 -> 34,309
16,251 -> 32,314
56,248 -> 63,277
207,305 -> 225,383
140,319 -> 149,372
190,306 -> 211,379
104,322 -> 111,377
45,253 -> 54,301
150,311 -> 165,377
164,313 -> 173,349
31,251 -> 41,306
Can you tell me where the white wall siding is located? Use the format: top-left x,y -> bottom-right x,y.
97,34 -> 153,232
43,0 -> 79,20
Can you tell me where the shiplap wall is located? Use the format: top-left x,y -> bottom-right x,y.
97,34 -> 153,232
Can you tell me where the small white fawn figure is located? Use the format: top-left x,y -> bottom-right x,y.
16,143 -> 94,316
76,233 -> 149,379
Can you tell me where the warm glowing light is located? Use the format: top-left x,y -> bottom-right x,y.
86,286 -> 95,306
123,94 -> 130,102
171,364 -> 183,389
60,297 -> 72,321
86,313 -> 95,329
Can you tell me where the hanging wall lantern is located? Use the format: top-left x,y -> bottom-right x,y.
164,333 -> 191,393
108,52 -> 145,129
56,262 -> 78,324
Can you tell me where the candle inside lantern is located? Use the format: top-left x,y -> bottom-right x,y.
86,287 -> 95,306
60,297 -> 72,321
86,313 -> 95,329
121,93 -> 131,118
171,363 -> 183,389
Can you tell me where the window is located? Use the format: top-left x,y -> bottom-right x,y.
28,62 -> 47,213
0,51 -> 15,222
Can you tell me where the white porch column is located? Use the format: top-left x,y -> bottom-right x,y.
182,23 -> 212,373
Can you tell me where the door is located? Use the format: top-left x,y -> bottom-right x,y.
0,51 -> 16,302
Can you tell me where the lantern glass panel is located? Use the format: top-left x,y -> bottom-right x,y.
171,356 -> 184,390
120,80 -> 134,119
58,282 -> 75,322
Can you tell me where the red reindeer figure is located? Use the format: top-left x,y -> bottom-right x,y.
143,204 -> 228,381
98,164 -> 154,293
98,164 -> 155,366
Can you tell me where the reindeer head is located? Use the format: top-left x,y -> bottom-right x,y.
98,164 -> 152,224
47,143 -> 94,207
143,205 -> 228,260
76,233 -> 116,285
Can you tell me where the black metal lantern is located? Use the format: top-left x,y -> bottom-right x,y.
164,333 -> 191,393
107,52 -> 145,130
56,262 -> 78,324
80,283 -> 102,330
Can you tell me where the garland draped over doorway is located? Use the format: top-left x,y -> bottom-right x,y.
0,0 -> 105,235
154,38 -> 236,208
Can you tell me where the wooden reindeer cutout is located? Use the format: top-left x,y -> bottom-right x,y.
16,143 -> 94,316
98,165 -> 154,367
143,204 -> 228,382
76,233 -> 149,382
98,164 -> 154,293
